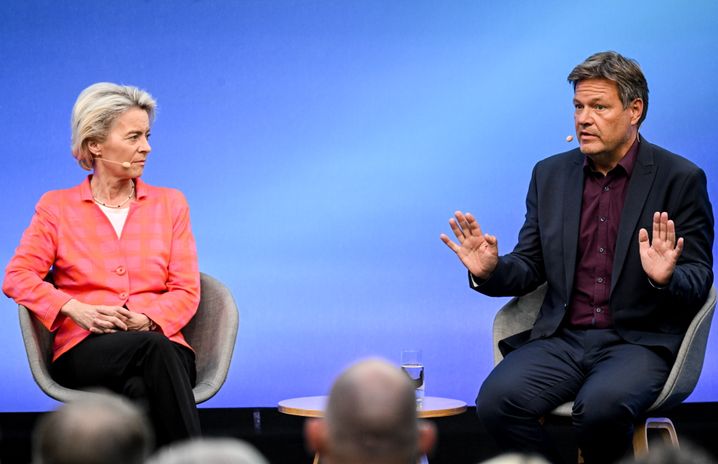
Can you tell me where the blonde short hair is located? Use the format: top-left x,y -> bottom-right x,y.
71,82 -> 156,170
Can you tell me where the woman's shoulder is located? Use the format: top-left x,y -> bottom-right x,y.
137,180 -> 189,205
36,181 -> 86,206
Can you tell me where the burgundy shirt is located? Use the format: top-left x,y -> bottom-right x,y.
567,139 -> 639,328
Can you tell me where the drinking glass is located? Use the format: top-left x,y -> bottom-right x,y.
401,349 -> 425,406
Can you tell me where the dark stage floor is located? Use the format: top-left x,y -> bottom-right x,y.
2,404 -> 717,463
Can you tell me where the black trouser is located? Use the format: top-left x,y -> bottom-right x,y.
51,331 -> 201,447
476,328 -> 670,464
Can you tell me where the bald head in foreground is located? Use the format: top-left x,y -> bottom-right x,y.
305,358 -> 436,464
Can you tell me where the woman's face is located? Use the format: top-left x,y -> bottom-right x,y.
90,107 -> 151,178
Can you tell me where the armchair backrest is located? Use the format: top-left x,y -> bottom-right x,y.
185,272 -> 240,403
492,283 -> 546,365
651,286 -> 716,410
19,304 -> 79,402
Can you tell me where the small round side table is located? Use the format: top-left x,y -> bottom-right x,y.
278,395 -> 467,463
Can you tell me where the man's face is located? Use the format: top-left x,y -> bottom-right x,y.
573,78 -> 642,162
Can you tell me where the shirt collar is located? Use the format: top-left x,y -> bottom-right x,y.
80,175 -> 148,201
617,136 -> 639,178
583,135 -> 640,178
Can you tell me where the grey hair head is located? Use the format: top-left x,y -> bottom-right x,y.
567,51 -> 649,126
33,392 -> 153,464
147,438 -> 269,464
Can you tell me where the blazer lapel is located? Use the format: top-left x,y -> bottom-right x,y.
611,140 -> 657,290
562,152 -> 584,297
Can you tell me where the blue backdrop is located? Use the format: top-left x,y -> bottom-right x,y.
1,1 -> 716,412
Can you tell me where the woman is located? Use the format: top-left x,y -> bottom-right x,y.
3,82 -> 201,446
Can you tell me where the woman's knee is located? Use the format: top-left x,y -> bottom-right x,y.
133,332 -> 188,371
138,331 -> 176,352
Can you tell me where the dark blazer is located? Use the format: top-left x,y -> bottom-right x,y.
474,138 -> 714,357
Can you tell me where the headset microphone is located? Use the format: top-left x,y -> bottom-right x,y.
95,157 -> 132,168
565,135 -> 574,142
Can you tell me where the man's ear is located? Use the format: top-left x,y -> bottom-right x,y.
629,98 -> 644,126
304,418 -> 328,454
418,420 -> 437,455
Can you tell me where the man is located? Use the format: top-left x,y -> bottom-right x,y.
147,438 -> 269,464
304,358 -> 436,464
441,51 -> 713,463
33,392 -> 153,464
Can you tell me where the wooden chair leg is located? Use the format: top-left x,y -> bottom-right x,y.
633,417 -> 679,457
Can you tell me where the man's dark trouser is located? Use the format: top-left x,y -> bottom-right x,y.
476,328 -> 670,464
51,331 -> 201,447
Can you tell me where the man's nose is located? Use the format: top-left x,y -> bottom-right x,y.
575,108 -> 593,126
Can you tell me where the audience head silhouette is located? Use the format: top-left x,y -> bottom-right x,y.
306,358 -> 436,464
147,437 -> 269,464
33,392 -> 153,464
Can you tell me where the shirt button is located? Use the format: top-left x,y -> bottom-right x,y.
595,307 -> 603,313
597,277 -> 604,283
600,216 -> 607,222
599,247 -> 605,253
115,266 -> 126,275
119,292 -> 128,299
603,186 -> 610,192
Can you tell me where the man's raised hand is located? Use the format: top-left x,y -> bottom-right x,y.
440,211 -> 499,280
638,211 -> 684,286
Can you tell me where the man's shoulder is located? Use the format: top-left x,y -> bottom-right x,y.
641,140 -> 704,174
530,141 -> 705,175
534,148 -> 583,171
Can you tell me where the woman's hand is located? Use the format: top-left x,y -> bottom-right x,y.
116,308 -> 156,332
61,301 -> 156,333
60,300 -> 129,334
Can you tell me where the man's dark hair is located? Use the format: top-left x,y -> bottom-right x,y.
568,51 -> 649,126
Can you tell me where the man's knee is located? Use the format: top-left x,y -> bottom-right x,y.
573,397 -> 636,434
476,376 -> 519,427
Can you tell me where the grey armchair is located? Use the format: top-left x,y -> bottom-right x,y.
492,284 -> 716,457
18,272 -> 239,405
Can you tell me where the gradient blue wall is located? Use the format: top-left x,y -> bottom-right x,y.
1,1 -> 716,412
